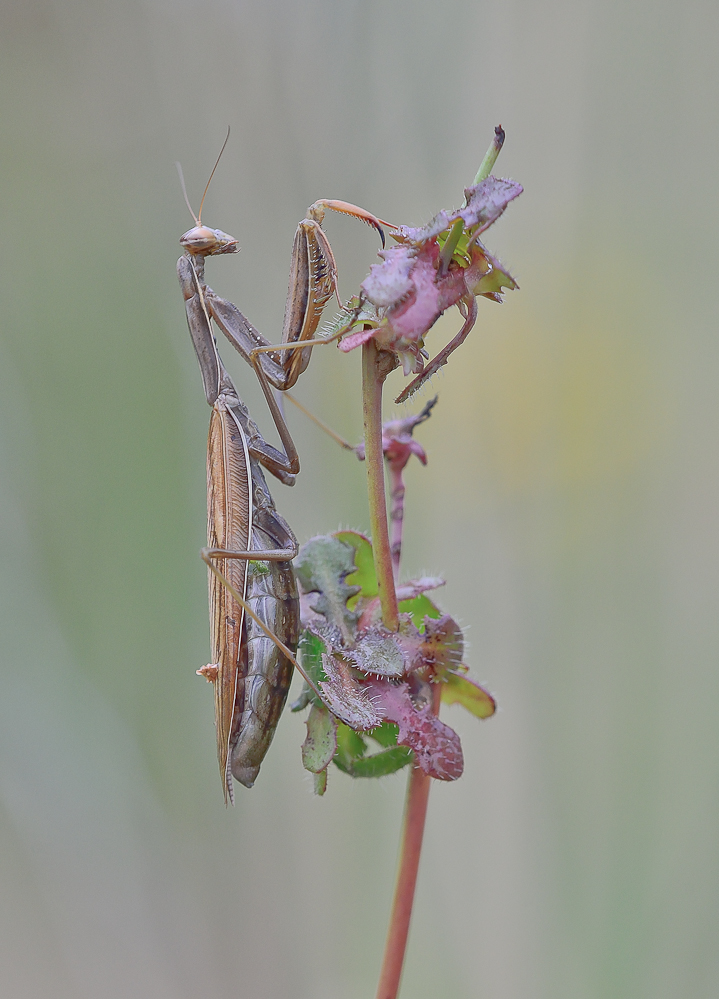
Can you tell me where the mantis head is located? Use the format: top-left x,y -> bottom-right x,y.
180,225 -> 239,256
177,129 -> 238,257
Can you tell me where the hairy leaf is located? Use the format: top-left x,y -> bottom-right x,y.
346,627 -> 407,677
320,654 -> 383,730
423,614 -> 465,673
383,613 -> 465,676
395,577 -> 444,602
393,177 -> 523,245
337,326 -> 377,353
460,177 -> 524,233
361,245 -> 417,308
295,535 -> 360,643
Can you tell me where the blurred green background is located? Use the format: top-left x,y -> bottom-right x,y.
1,1 -> 717,996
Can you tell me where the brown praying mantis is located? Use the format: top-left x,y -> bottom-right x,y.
177,143 -> 385,802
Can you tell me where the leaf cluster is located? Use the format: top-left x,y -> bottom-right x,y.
291,533 -> 495,795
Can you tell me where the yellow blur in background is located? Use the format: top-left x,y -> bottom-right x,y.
1,2 -> 717,997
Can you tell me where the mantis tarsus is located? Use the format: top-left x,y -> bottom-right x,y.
178,146 -> 385,801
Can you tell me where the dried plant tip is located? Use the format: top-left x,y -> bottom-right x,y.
472,124 -> 506,186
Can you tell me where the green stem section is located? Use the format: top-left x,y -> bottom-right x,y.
375,683 -> 441,999
473,125 -> 505,185
362,340 -> 398,630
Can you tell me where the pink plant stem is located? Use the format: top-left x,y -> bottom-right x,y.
361,340 -> 399,631
375,683 -> 441,999
362,339 -> 436,998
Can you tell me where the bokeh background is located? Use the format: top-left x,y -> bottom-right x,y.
1,1 -> 718,996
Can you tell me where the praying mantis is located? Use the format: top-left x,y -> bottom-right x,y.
177,142 -> 385,802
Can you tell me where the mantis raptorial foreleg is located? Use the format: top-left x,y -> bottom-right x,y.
181,197 -> 385,393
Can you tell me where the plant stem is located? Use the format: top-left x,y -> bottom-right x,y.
361,340 -> 398,630
363,340 -> 438,997
472,124 -> 505,185
375,683 -> 441,999
385,395 -> 437,581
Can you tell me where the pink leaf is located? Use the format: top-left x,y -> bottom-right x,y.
394,577 -> 445,602
361,245 -> 416,307
364,680 -> 464,781
337,325 -> 377,353
393,177 -> 523,245
460,177 -> 523,233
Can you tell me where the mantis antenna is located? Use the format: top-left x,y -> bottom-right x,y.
176,125 -> 232,225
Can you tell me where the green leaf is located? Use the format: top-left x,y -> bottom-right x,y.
333,720 -> 411,779
463,242 -> 518,301
290,685 -> 313,713
438,218 -> 465,273
334,531 -> 377,603
313,770 -> 328,795
367,721 -> 399,748
336,745 -> 413,778
301,703 -> 338,773
333,722 -> 368,773
441,672 -> 496,719
290,630 -> 329,711
474,261 -> 518,296
398,593 -> 442,630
